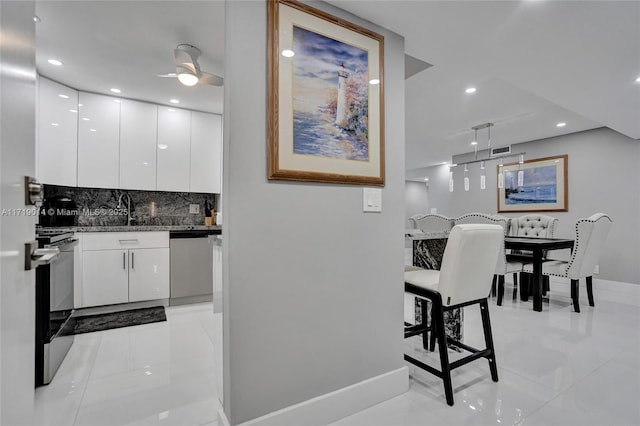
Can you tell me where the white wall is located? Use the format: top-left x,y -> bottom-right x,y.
405,181 -> 428,224
224,1 -> 406,424
406,128 -> 640,284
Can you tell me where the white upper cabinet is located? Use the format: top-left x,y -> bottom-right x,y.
37,77 -> 78,186
120,100 -> 158,190
190,112 -> 222,194
77,92 -> 121,188
156,106 -> 191,192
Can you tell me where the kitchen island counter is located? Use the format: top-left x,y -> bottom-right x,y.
37,225 -> 222,233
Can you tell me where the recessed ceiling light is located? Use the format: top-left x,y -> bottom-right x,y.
89,128 -> 97,132
69,109 -> 77,113
142,162 -> 149,165
369,79 -> 380,85
635,76 -> 640,83
58,94 -> 69,99
51,123 -> 59,127
33,16 -> 41,23
47,59 -> 63,66
82,117 -> 90,121
281,50 -> 295,58
424,178 -> 429,181
110,88 -> 121,94
170,99 -> 180,104
465,87 -> 476,94
441,162 -> 448,165
158,144 -> 169,150
556,122 -> 566,128
167,108 -> 175,112
470,141 -> 478,146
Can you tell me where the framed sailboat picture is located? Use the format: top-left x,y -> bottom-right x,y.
267,0 -> 385,185
497,155 -> 568,212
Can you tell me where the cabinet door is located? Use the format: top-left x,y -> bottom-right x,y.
128,248 -> 170,302
156,106 -> 191,191
120,100 -> 157,190
82,250 -> 129,307
37,77 -> 78,186
77,92 -> 120,188
190,112 -> 222,193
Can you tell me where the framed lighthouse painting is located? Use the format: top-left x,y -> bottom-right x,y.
267,0 -> 385,185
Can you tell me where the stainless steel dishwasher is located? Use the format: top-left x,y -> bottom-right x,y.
169,230 -> 219,306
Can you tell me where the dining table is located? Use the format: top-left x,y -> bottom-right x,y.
504,236 -> 575,312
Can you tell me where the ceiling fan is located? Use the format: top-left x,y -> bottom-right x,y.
156,44 -> 223,86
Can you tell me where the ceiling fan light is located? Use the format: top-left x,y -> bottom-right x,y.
178,71 -> 198,86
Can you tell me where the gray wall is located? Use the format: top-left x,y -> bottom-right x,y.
405,181 -> 429,224
406,127 -> 640,284
224,1 -> 406,424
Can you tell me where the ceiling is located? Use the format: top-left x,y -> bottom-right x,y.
35,1 -> 640,177
35,1 -> 225,114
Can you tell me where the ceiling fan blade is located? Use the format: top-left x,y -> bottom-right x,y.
199,72 -> 224,86
156,72 -> 178,78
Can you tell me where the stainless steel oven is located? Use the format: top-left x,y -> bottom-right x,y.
35,231 -> 78,386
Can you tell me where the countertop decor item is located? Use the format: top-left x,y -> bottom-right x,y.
267,0 -> 385,186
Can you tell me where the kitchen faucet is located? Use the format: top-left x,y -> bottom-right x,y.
116,192 -> 135,226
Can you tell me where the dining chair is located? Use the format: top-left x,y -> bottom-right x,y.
506,214 -> 559,301
404,224 -> 503,406
522,213 -> 612,312
409,213 -> 454,234
453,213 -> 521,305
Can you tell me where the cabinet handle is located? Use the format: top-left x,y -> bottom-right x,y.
119,239 -> 139,244
123,252 -> 126,269
131,251 -> 135,269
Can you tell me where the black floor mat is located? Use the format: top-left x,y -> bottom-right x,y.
72,306 -> 166,335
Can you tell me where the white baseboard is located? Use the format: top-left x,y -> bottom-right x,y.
237,366 -> 409,426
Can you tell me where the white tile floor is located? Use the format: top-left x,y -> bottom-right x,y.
331,278 -> 640,426
32,303 -> 221,426
32,279 -> 640,426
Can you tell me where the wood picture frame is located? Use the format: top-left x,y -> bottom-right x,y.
497,154 -> 568,212
267,0 -> 385,185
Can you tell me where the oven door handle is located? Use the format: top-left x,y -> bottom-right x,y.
25,242 -> 59,270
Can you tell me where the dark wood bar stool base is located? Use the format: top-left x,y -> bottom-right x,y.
405,284 -> 499,406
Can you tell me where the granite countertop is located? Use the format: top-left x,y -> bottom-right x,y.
37,225 -> 222,233
404,229 -> 449,240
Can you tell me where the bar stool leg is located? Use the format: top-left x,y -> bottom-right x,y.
479,299 -> 499,382
433,302 -> 454,405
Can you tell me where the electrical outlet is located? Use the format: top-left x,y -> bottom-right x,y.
594,265 -> 599,274
189,204 -> 200,214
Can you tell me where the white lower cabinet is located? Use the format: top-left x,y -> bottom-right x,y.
128,248 -> 170,302
79,232 -> 169,308
82,250 -> 129,307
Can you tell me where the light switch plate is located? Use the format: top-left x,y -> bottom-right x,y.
189,204 -> 200,214
363,188 -> 382,212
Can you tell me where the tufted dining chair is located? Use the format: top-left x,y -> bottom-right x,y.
506,214 -> 559,301
523,213 -> 612,312
404,224 -> 503,406
453,213 -> 521,305
409,213 -> 454,234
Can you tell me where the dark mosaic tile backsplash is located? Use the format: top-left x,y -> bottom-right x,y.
40,185 -> 218,227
